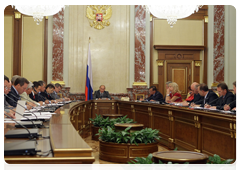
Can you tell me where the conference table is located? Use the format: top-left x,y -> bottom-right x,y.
4,100 -> 236,164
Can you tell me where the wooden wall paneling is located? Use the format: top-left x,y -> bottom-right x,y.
118,103 -> 134,120
172,111 -> 199,151
13,13 -> 22,76
148,107 -> 153,129
157,61 -> 165,96
134,104 -> 150,128
152,107 -> 171,148
92,102 -> 97,119
201,116 -> 235,159
174,118 -> 198,151
233,121 -> 238,166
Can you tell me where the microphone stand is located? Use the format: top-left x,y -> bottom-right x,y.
5,94 -> 40,121
4,113 -> 34,139
5,106 -> 38,128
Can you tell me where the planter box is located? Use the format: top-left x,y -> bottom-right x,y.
99,140 -> 159,163
91,126 -> 100,141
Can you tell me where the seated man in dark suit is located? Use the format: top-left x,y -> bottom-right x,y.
29,81 -> 44,105
205,82 -> 235,110
181,82 -> 204,106
93,85 -> 111,100
6,77 -> 30,108
140,86 -> 163,102
40,84 -> 56,102
191,83 -> 218,107
224,81 -> 236,111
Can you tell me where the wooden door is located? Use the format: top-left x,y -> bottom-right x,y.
167,63 -> 192,99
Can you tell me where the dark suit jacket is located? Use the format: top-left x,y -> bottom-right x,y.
188,93 -> 204,104
29,92 -> 41,102
4,95 -> 11,107
40,91 -> 54,100
229,94 -> 236,109
214,91 -> 235,110
93,90 -> 111,99
6,86 -> 21,107
146,91 -> 163,102
200,90 -> 219,107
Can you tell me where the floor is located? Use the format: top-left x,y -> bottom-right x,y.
83,136 -> 169,164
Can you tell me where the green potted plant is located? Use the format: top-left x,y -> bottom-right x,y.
97,126 -> 161,163
89,114 -> 135,141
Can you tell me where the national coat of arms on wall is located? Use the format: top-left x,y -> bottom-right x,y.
86,5 -> 112,30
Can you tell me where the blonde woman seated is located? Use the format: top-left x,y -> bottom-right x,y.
165,82 -> 182,103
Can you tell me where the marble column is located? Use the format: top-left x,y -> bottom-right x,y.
127,5 -> 149,101
52,9 -> 64,81
134,5 -> 146,82
213,5 -> 224,84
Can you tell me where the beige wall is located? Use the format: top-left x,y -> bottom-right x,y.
22,16 -> 44,82
4,16 -> 13,78
152,19 -> 204,84
224,5 -> 236,89
68,5 -> 130,93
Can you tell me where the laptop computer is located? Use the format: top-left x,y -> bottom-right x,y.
4,140 -> 37,156
5,128 -> 40,138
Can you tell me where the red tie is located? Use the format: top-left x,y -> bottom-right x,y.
33,95 -> 35,99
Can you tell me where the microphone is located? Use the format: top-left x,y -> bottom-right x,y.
10,93 -> 39,110
4,113 -> 34,139
206,97 -> 220,105
227,100 -> 236,106
5,106 -> 38,128
37,92 -> 54,106
5,94 -> 40,121
193,98 -> 205,105
19,95 -> 44,115
20,94 -> 40,106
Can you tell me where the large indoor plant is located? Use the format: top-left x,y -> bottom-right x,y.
89,114 -> 135,140
97,126 -> 161,163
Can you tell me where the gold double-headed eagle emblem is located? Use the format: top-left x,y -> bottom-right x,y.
86,5 -> 112,30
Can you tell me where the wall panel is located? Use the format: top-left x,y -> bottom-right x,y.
22,16 -> 44,82
68,5 -> 130,93
4,16 -> 13,78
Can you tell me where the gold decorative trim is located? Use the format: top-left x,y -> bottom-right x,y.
204,16 -> 208,23
211,83 -> 219,87
195,61 -> 201,67
168,111 -> 172,116
150,14 -> 153,22
132,82 -> 148,86
45,16 -> 48,19
50,81 -> 65,86
156,60 -> 164,66
234,132 -> 238,139
230,132 -> 234,138
14,12 -> 21,19
168,138 -> 174,143
194,149 -> 201,153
